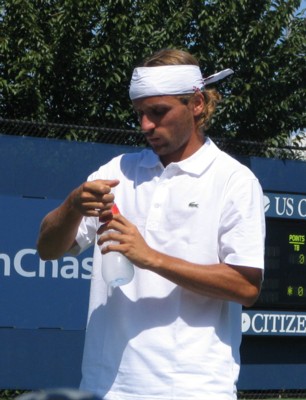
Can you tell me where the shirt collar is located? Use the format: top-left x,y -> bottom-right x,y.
174,137 -> 220,175
138,137 -> 220,175
139,149 -> 162,168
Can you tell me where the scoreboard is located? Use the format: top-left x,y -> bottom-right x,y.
257,217 -> 306,310
251,190 -> 306,311
238,158 -> 306,391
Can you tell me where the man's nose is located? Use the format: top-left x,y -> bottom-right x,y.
140,114 -> 156,132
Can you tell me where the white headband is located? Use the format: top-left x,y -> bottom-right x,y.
129,65 -> 234,100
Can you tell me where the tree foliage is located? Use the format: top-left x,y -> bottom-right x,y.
0,0 -> 305,143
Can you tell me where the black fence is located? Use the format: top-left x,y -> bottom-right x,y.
238,390 -> 306,399
1,118 -> 305,160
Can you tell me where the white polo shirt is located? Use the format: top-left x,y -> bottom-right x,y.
77,138 -> 265,400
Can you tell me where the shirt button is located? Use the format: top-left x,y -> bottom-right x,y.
147,221 -> 158,230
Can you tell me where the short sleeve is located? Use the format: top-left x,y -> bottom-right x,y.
74,215 -> 98,253
219,171 -> 265,270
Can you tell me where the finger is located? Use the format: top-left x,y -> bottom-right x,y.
110,213 -> 131,228
80,198 -> 114,210
98,210 -> 114,224
101,219 -> 133,238
85,179 -> 120,196
97,209 -> 125,231
98,231 -> 125,246
101,242 -> 123,254
82,209 -> 101,217
97,216 -> 124,235
79,194 -> 116,214
97,221 -> 113,235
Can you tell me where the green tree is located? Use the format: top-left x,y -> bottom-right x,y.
0,0 -> 305,143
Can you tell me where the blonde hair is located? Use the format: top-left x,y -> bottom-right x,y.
142,49 -> 222,131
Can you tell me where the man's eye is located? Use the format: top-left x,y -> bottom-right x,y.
136,107 -> 168,121
151,108 -> 168,117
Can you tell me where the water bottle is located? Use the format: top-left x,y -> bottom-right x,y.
100,204 -> 134,288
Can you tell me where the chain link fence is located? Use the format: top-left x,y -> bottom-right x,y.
1,118 -> 305,160
238,390 -> 306,399
1,390 -> 306,400
2,390 -> 306,400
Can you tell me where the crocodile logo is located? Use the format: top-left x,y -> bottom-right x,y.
188,202 -> 199,208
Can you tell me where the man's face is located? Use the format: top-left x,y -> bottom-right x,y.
133,94 -> 204,166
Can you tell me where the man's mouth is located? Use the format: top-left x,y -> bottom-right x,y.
147,137 -> 163,147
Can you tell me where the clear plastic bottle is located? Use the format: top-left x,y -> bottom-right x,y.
102,251 -> 134,288
100,204 -> 134,289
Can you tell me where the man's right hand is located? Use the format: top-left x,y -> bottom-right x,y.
71,179 -> 120,217
37,179 -> 119,260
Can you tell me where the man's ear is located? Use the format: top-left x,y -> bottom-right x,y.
192,92 -> 205,117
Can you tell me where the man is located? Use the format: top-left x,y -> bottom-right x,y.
37,49 -> 265,400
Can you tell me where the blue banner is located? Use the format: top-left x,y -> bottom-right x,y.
264,192 -> 306,220
0,195 -> 91,329
242,310 -> 306,336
